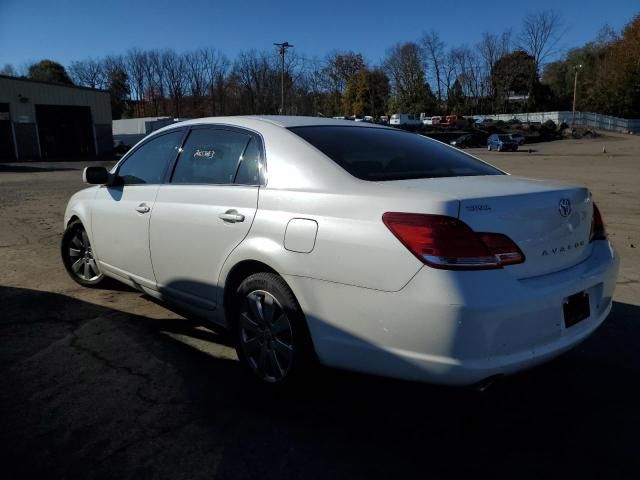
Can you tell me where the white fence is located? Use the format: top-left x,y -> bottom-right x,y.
481,111 -> 640,133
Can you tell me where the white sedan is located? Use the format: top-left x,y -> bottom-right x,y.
61,116 -> 619,386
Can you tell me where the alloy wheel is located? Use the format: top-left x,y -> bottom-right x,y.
67,228 -> 100,282
238,290 -> 294,383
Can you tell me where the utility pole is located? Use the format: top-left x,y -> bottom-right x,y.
572,64 -> 583,126
274,42 -> 293,115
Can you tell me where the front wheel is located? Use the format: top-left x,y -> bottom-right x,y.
61,220 -> 105,287
233,273 -> 314,385
487,144 -> 492,151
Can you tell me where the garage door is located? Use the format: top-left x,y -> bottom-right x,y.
35,105 -> 96,159
0,103 -> 16,161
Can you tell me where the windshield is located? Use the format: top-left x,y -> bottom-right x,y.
498,135 -> 512,141
289,126 -> 503,181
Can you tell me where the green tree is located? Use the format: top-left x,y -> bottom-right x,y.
28,59 -> 73,85
322,51 -> 366,115
342,68 -> 390,117
447,79 -> 464,114
491,50 -> 538,111
109,67 -> 130,119
541,15 -> 640,117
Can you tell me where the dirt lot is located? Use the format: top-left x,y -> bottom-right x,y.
1,134 -> 639,479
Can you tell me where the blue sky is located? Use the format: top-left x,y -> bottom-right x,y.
0,0 -> 637,69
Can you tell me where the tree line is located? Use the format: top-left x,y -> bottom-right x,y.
2,10 -> 638,120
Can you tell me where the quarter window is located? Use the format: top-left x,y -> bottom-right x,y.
234,138 -> 262,185
117,131 -> 182,185
171,128 -> 250,184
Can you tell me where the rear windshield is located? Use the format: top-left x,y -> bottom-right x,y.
289,126 -> 503,181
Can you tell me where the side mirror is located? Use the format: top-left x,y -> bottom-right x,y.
83,166 -> 110,185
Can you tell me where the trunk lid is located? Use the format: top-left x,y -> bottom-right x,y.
385,175 -> 594,278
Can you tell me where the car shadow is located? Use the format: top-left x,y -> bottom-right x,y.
1,285 -> 639,479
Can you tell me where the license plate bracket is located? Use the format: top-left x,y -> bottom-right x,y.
563,291 -> 590,328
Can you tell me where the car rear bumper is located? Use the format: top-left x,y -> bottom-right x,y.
285,240 -> 619,385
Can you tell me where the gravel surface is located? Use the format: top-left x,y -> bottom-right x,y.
1,135 -> 639,479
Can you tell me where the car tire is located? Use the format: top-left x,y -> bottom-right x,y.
61,219 -> 106,287
497,145 -> 503,152
487,145 -> 492,151
233,272 -> 315,386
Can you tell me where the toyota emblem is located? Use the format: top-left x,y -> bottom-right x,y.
558,198 -> 572,217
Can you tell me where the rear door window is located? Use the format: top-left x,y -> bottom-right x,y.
289,126 -> 503,181
171,128 -> 251,184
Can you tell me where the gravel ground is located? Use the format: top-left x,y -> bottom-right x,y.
1,134 -> 639,479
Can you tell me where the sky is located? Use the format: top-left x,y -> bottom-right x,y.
0,0 -> 638,69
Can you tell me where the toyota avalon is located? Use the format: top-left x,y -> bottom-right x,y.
61,116 -> 619,386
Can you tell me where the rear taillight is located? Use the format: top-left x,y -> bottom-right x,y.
590,203 -> 606,241
382,213 -> 525,270
477,233 -> 525,266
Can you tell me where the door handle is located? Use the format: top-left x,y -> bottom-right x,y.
218,209 -> 245,223
135,203 -> 151,214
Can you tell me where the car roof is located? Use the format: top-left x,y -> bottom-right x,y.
171,115 -> 388,130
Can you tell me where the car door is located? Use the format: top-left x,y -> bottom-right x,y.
91,129 -> 184,290
149,126 -> 262,312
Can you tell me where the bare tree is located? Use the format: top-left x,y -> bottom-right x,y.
420,30 -> 445,104
184,49 -> 207,116
595,24 -> 619,46
147,50 -> 167,115
384,42 -> 434,113
448,46 -> 483,110
234,50 -> 279,114
161,49 -> 187,117
68,59 -> 104,88
476,30 -> 512,98
125,49 -> 148,116
0,64 -> 18,76
199,48 -> 229,115
518,10 -> 564,70
477,31 -> 512,72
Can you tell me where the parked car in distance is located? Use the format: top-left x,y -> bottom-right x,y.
487,133 -> 519,151
474,117 -> 493,126
510,133 -> 526,145
450,134 -> 479,148
378,115 -> 389,124
62,116 -> 618,387
439,115 -> 454,126
390,113 -> 422,126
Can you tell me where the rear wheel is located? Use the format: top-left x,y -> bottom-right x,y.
487,144 -> 492,151
233,272 -> 314,385
61,220 -> 105,287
